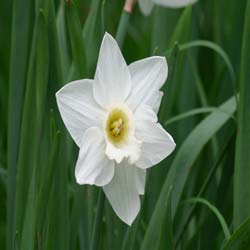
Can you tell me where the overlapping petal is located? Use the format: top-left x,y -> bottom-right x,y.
56,79 -> 104,146
75,127 -> 115,186
138,0 -> 154,16
134,105 -> 176,169
93,33 -> 132,108
126,56 -> 167,112
153,0 -> 198,8
135,168 -> 146,195
103,162 -> 143,225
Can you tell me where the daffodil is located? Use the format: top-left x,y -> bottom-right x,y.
138,0 -> 198,16
56,33 -> 175,225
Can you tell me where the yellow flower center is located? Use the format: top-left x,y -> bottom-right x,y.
106,108 -> 130,146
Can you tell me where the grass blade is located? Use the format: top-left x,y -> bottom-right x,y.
179,40 -> 236,85
65,1 -> 88,79
90,190 -> 105,250
221,219 -> 250,250
116,10 -> 130,48
0,166 -> 7,188
83,0 -> 103,74
158,188 -> 174,250
56,2 -> 70,81
7,1 -> 33,249
185,197 -> 231,240
164,107 -> 236,127
175,130 -> 235,246
140,186 -> 173,250
169,6 -> 192,47
15,9 -> 48,247
171,97 -> 236,215
164,107 -> 216,126
233,0 -> 250,228
141,96 -> 236,250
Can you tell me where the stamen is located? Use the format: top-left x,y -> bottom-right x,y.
106,107 -> 130,145
110,118 -> 123,136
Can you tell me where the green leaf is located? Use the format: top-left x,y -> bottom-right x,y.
160,7 -> 192,121
164,107 -> 236,127
121,196 -> 146,250
90,190 -> 105,250
175,130 -> 236,246
158,188 -> 174,250
185,197 -> 231,240
151,7 -> 179,53
221,219 -> 250,250
7,1 -> 33,249
83,0 -> 103,74
140,186 -> 173,250
0,165 -> 7,188
180,40 -> 238,107
121,215 -> 141,250
37,129 -> 61,249
179,40 -> 236,85
171,97 -> 236,215
189,56 -> 209,106
56,2 -> 70,81
69,186 -> 87,250
234,0 -> 250,228
19,161 -> 37,250
65,1 -> 88,79
164,107 -> 216,126
141,96 -> 236,250
15,10 -> 49,248
36,130 -> 61,230
54,137 -> 70,250
115,10 -> 130,48
169,6 -> 192,47
158,43 -> 179,122
47,0 -> 63,88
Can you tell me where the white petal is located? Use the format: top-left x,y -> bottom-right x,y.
105,136 -> 141,164
135,106 -> 175,169
138,0 -> 154,16
93,32 -> 131,108
135,168 -> 146,195
75,127 -> 115,186
126,56 -> 167,112
135,104 -> 158,123
56,79 -> 104,146
103,162 -> 141,225
153,0 -> 198,8
150,91 -> 163,113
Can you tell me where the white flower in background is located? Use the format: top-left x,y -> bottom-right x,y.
138,0 -> 198,16
56,32 -> 175,225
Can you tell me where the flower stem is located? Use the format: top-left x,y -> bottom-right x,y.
115,0 -> 135,47
90,189 -> 105,250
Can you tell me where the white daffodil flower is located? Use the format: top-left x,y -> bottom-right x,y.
138,0 -> 198,16
56,32 -> 175,225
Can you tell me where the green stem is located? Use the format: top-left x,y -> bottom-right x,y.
90,190 -> 105,250
115,10 -> 130,48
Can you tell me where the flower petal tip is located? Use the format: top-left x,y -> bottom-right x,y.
103,32 -> 115,43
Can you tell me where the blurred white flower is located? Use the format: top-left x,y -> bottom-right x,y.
56,32 -> 175,225
138,0 -> 198,16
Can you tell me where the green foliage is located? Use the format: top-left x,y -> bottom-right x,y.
0,0 -> 248,249
234,0 -> 250,228
222,219 -> 250,250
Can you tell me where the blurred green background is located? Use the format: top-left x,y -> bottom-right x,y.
0,0 -> 250,249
